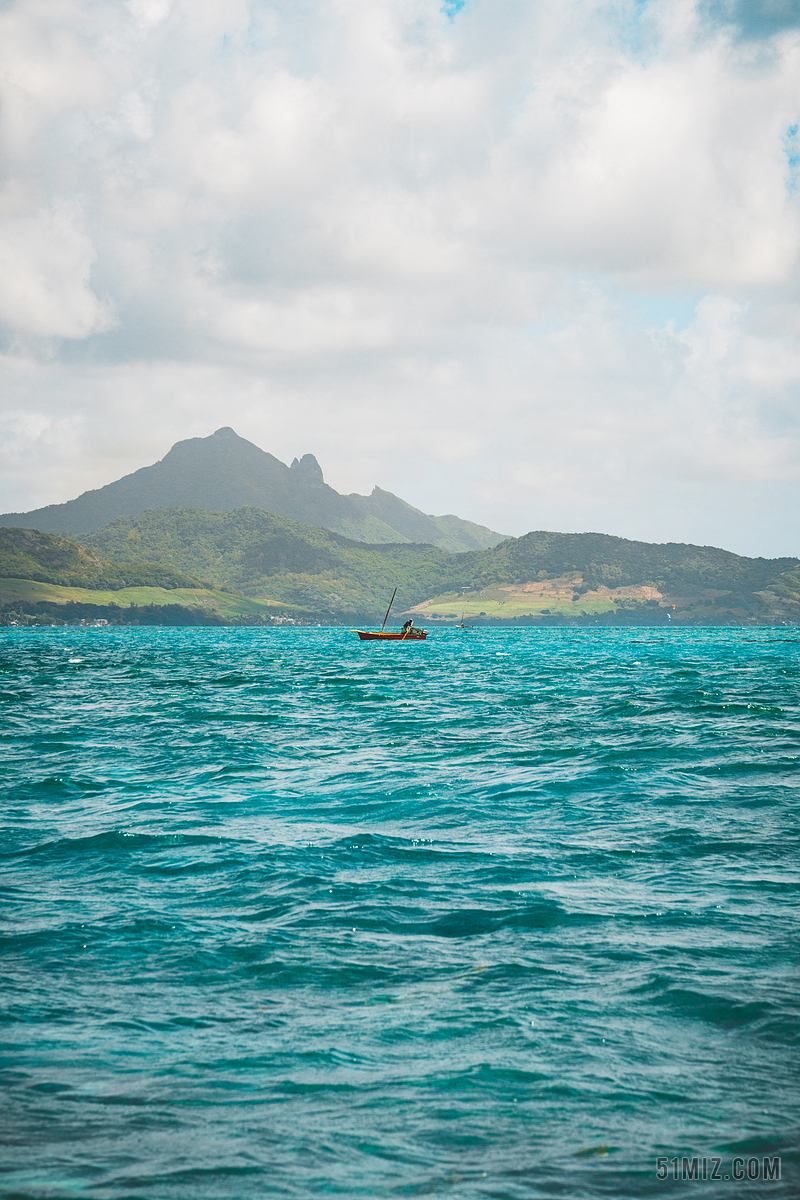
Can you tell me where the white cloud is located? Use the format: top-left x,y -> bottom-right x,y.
0,0 -> 799,554
0,204 -> 113,337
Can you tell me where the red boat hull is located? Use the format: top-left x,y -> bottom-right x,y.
355,630 -> 428,641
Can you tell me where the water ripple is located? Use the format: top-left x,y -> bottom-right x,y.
1,626 -> 799,1198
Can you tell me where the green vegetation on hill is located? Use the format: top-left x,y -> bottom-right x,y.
766,565 -> 800,605
0,577 -> 297,617
4,513 -> 798,626
0,528 -> 202,590
77,508 -> 800,625
0,579 -> 307,627
464,530 -> 799,594
0,527 -> 307,626
78,507 -> 462,618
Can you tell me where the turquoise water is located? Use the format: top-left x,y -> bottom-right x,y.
1,626 -> 798,1198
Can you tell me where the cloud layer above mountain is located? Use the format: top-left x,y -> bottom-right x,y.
1,0 -> 799,554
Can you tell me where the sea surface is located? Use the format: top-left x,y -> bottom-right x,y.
1,626 -> 799,1199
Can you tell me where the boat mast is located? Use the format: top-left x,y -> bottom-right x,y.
380,588 -> 398,633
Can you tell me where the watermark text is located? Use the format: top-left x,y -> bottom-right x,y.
656,1157 -> 781,1182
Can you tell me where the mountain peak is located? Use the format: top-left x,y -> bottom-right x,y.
0,430 -> 506,551
290,454 -> 324,483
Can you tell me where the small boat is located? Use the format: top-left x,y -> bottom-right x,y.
354,589 -> 428,642
355,628 -> 427,640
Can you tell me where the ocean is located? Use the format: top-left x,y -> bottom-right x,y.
1,626 -> 798,1198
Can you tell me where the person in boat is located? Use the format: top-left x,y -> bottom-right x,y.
401,619 -> 414,634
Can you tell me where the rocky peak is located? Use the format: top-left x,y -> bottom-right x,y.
290,454 -> 324,484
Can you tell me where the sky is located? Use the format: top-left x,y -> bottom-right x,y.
1,0 -> 799,557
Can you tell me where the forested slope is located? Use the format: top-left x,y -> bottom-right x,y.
4,514 -> 798,625
0,528 -> 203,590
466,530 -> 798,593
78,507 -> 463,618
78,509 -> 800,624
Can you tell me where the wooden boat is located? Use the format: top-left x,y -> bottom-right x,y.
354,588 -> 428,642
355,628 -> 427,641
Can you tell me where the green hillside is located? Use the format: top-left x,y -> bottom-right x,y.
77,508 -> 800,625
0,578 -> 304,626
78,507 -> 462,619
0,527 -> 203,590
0,578 -> 286,616
465,530 -> 799,593
4,514 -> 798,626
0,526 -> 307,626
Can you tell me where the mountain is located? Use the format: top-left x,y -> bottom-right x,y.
0,526 -> 305,627
76,507 -> 458,619
0,427 -> 505,552
464,529 -> 800,593
411,529 -> 800,625
4,511 -> 799,627
76,508 -> 800,625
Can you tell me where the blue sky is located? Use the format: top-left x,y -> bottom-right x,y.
0,0 -> 799,555
442,0 -> 466,20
